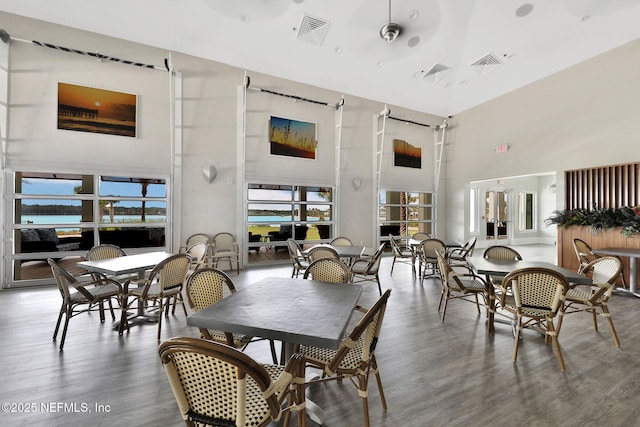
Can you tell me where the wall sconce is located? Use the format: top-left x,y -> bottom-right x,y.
202,165 -> 217,184
352,177 -> 363,191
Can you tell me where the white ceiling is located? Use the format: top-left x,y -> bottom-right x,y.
2,0 -> 640,117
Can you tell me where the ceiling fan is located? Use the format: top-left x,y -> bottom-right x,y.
379,0 -> 402,43
345,0 -> 441,63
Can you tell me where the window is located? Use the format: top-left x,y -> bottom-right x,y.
247,183 -> 334,261
378,190 -> 434,241
518,192 -> 536,231
12,172 -> 168,284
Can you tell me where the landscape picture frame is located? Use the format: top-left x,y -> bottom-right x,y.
268,115 -> 317,160
57,82 -> 137,138
393,138 -> 422,169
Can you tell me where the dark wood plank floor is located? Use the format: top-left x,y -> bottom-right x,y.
1,245 -> 640,427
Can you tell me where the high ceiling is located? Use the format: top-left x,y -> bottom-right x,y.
2,0 -> 640,116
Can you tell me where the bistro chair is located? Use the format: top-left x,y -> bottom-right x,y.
417,238 -> 446,284
158,337 -> 307,427
296,289 -> 391,427
558,256 -> 623,347
446,237 -> 477,269
303,258 -> 351,283
82,243 -> 128,316
185,241 -> 208,273
330,236 -> 353,246
498,267 -> 570,371
389,234 -> 414,275
411,232 -> 431,242
286,238 -> 309,278
121,253 -> 191,339
186,267 -> 280,364
179,233 -> 211,256
435,249 -> 488,322
351,243 -> 386,295
211,232 -> 240,274
483,245 -> 523,292
306,245 -> 340,262
573,238 -> 627,289
48,258 -> 124,350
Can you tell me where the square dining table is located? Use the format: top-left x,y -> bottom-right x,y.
592,247 -> 640,296
468,256 -> 592,333
187,276 -> 363,425
76,251 -> 174,329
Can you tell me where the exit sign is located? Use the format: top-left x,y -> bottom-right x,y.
496,144 -> 509,153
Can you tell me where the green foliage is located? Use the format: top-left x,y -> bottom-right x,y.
545,206 -> 640,236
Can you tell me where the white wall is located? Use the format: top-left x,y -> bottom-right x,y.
0,11 -> 443,272
445,39 -> 640,245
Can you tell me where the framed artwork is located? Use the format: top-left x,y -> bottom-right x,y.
269,115 -> 317,160
57,82 -> 137,137
393,139 -> 421,169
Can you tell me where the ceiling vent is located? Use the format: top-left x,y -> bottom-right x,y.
296,14 -> 330,46
420,63 -> 452,83
470,53 -> 503,75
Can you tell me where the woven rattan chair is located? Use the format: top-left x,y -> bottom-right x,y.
83,243 -> 128,316
211,232 -> 240,274
330,236 -> 353,246
121,253 -> 191,339
417,238 -> 446,284
306,245 -> 340,262
186,267 -> 281,363
351,243 -> 386,295
411,232 -> 431,242
573,238 -> 627,289
48,258 -> 124,350
447,237 -> 477,269
179,233 -> 211,252
435,249 -> 488,322
287,238 -> 309,278
483,245 -> 523,291
297,289 -> 391,427
186,241 -> 208,272
498,267 -> 570,371
303,258 -> 351,283
389,234 -> 414,275
158,337 -> 307,427
558,256 -> 623,347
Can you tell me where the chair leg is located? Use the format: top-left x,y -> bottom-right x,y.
548,321 -> 566,371
58,308 -> 72,350
157,299 -> 163,340
512,315 -> 522,363
372,356 -> 387,411
601,305 -> 621,347
53,304 -> 65,340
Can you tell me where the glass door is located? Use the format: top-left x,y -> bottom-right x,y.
485,191 -> 510,241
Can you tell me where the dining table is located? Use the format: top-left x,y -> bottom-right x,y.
468,256 -> 592,334
187,276 -> 363,425
77,251 -> 174,329
302,243 -> 366,265
592,247 -> 640,297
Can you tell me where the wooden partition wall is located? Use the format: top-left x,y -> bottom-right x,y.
565,162 -> 639,210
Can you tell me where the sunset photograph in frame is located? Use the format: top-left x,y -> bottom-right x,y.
269,115 -> 317,160
393,138 -> 422,169
58,82 -> 137,137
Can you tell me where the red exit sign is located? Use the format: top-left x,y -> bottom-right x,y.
496,144 -> 509,153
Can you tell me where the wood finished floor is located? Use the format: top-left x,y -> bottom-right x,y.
2,244 -> 640,427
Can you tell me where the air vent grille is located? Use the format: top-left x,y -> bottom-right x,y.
470,53 -> 503,75
296,14 -> 330,46
421,63 -> 452,83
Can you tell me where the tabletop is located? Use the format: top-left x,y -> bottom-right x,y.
187,276 -> 363,350
408,238 -> 461,249
468,256 -> 592,285
76,251 -> 173,277
592,247 -> 640,257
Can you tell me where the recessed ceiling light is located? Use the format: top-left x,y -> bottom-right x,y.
515,3 -> 534,17
407,36 -> 420,48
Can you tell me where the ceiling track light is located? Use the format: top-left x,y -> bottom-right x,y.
380,0 -> 401,43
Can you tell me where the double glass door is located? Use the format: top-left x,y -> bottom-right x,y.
485,191 -> 509,240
